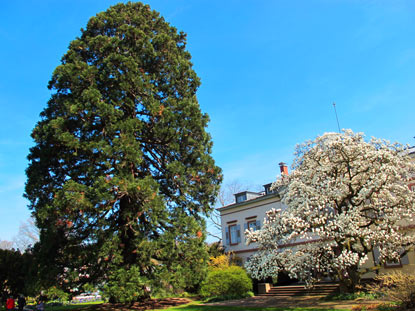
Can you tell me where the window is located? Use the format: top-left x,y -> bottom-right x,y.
263,183 -> 274,195
384,259 -> 402,268
385,253 -> 409,268
230,224 -> 238,244
373,247 -> 409,268
235,193 -> 247,203
247,220 -> 258,231
225,224 -> 241,245
244,219 -> 261,241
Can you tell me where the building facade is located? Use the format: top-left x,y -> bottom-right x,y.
218,163 -> 288,264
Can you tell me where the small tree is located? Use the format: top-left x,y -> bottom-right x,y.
13,217 -> 39,251
206,241 -> 225,258
0,249 -> 34,297
208,181 -> 248,241
0,241 -> 14,250
246,130 -> 415,292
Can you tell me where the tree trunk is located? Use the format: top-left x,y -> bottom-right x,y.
338,265 -> 360,293
118,196 -> 138,266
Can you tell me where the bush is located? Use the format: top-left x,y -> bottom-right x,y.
208,255 -> 229,269
44,286 -> 69,302
200,265 -> 252,299
367,272 -> 415,309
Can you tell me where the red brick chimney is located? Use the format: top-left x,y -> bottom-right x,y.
279,162 -> 288,175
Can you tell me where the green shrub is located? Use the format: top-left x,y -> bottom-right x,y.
81,283 -> 96,294
26,297 -> 37,305
200,265 -> 252,299
44,286 -> 69,302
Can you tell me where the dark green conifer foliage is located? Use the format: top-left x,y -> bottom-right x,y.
25,2 -> 221,301
0,249 -> 33,297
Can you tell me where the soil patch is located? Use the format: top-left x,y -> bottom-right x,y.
91,298 -> 191,311
204,295 -> 388,309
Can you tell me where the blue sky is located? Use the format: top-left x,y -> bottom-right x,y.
1,0 -> 414,242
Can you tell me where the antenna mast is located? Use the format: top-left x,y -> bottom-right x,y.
333,102 -> 341,133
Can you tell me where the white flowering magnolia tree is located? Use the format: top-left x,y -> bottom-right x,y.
245,130 -> 415,292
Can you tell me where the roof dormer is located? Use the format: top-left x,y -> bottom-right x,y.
234,191 -> 262,203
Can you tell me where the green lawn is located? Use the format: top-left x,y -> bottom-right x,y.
154,301 -> 347,311
42,301 -> 103,311
41,300 -> 347,311
160,306 -> 344,311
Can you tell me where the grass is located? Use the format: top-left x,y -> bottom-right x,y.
202,292 -> 254,303
37,301 -> 103,311
36,300 -> 347,311
158,302 -> 346,311
322,292 -> 380,301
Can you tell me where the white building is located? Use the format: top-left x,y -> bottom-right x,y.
218,163 -> 288,264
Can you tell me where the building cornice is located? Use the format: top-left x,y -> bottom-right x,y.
217,192 -> 280,213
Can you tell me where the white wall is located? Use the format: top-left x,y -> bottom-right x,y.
219,194 -> 283,256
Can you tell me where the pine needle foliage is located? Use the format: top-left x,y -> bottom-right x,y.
25,2 -> 221,302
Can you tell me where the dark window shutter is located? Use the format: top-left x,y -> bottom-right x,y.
373,247 -> 380,264
401,253 -> 409,265
225,227 -> 230,245
236,224 -> 241,243
256,220 -> 261,230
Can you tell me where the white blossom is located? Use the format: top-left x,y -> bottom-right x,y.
245,130 -> 415,290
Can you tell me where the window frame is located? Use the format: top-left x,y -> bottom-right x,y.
229,224 -> 239,245
247,219 -> 258,231
236,193 -> 247,203
384,259 -> 403,269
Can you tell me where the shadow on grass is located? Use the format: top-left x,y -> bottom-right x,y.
162,304 -> 346,311
47,302 -> 103,311
46,298 -> 194,311
45,300 -> 349,311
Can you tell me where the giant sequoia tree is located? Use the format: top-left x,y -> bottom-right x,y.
25,2 -> 221,300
